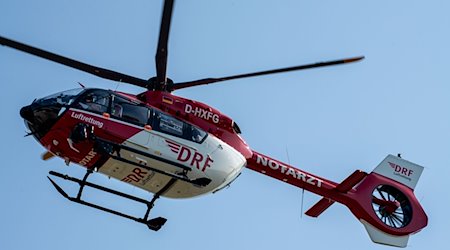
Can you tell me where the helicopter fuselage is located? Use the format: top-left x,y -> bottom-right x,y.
21,88 -> 247,198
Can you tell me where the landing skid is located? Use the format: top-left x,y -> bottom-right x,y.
48,170 -> 175,231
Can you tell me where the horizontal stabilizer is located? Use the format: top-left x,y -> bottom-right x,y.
305,198 -> 334,217
305,170 -> 366,217
335,170 -> 367,192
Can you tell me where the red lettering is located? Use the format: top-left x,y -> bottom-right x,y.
191,152 -> 204,170
177,146 -> 191,162
389,162 -> 414,176
121,168 -> 148,183
132,168 -> 147,178
122,177 -> 133,183
401,167 -> 408,175
126,174 -> 140,182
202,157 -> 214,171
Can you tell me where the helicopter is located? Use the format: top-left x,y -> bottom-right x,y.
0,0 -> 427,247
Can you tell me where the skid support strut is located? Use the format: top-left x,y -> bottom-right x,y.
48,170 -> 176,231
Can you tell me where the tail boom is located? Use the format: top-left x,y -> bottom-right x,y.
247,151 -> 366,210
247,151 -> 339,195
246,151 -> 428,247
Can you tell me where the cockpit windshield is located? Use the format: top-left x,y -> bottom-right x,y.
36,88 -> 85,107
21,88 -> 85,139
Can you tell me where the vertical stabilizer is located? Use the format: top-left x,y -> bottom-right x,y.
372,154 -> 424,190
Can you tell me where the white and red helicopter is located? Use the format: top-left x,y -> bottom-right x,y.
0,0 -> 427,247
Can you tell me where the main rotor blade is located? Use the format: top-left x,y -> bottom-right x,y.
172,56 -> 364,90
154,0 -> 175,85
0,35 -> 148,87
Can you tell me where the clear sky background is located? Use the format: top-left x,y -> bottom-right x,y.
0,0 -> 449,249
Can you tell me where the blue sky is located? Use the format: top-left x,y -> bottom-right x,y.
1,0 -> 449,249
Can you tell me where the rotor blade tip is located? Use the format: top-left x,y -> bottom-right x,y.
345,56 -> 365,63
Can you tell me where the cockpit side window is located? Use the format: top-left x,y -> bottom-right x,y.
112,95 -> 150,127
77,90 -> 110,114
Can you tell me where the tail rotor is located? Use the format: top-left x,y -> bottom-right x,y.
371,184 -> 412,229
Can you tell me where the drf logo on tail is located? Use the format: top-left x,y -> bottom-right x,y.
166,140 -> 213,172
389,162 -> 414,180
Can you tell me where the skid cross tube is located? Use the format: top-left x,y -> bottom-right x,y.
76,169 -> 93,200
48,170 -> 168,231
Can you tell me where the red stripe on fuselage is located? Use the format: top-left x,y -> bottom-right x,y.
165,139 -> 181,153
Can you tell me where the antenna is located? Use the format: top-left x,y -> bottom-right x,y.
114,81 -> 121,91
285,146 -> 291,165
300,186 -> 305,218
285,146 -> 305,219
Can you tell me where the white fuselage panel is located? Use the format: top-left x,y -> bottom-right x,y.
98,130 -> 246,198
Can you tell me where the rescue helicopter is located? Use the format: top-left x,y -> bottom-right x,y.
0,0 -> 427,247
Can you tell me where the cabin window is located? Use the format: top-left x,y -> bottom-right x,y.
112,95 -> 150,127
152,110 -> 207,143
190,126 -> 207,143
155,112 -> 184,136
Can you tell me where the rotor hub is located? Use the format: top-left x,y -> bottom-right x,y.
147,77 -> 174,91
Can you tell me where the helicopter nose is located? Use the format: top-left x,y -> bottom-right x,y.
20,105 -> 34,123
